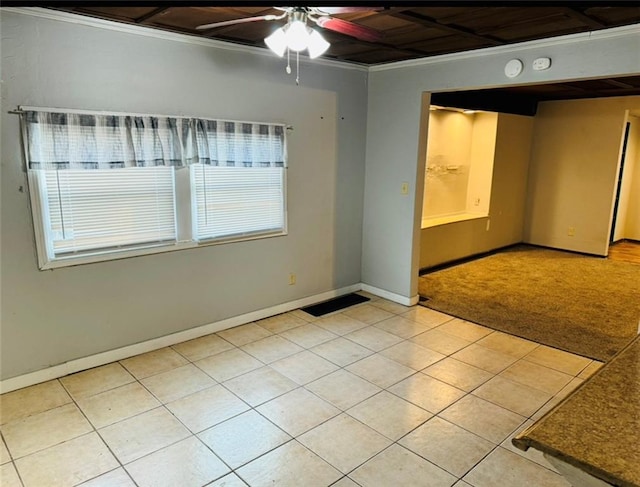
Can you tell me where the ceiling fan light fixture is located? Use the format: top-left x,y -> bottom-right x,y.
265,27 -> 288,57
307,29 -> 330,59
285,19 -> 309,52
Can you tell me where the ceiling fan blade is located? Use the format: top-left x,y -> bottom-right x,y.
313,7 -> 384,14
315,16 -> 383,43
196,14 -> 279,31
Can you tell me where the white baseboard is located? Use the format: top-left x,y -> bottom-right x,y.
0,284 -> 362,394
360,284 -> 418,306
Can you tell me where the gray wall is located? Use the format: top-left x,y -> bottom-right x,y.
2,10 -> 639,381
0,11 -> 368,379
363,27 -> 640,300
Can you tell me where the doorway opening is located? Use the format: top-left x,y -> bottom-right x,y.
610,121 -> 631,243
610,113 -> 640,247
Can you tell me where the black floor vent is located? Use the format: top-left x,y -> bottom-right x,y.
301,293 -> 370,317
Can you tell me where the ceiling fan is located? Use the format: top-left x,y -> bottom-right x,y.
196,7 -> 383,84
196,7 -> 384,52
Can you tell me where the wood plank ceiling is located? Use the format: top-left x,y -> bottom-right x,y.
50,5 -> 640,102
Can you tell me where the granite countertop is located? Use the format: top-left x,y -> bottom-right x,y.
513,334 -> 640,487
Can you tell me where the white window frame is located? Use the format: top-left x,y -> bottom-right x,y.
21,107 -> 289,270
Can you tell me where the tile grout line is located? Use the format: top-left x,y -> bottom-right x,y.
246,312 -> 479,484
1,301 -> 590,487
117,323 -> 344,485
0,430 -> 26,487
212,309 -> 439,482
56,377 -> 142,487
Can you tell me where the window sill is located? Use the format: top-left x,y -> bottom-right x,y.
421,212 -> 488,229
39,230 -> 288,270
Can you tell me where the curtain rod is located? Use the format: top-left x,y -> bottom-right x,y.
8,107 -> 293,130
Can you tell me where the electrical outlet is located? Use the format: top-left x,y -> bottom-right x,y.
289,273 -> 296,285
401,182 -> 409,195
568,227 -> 575,237
474,197 -> 480,206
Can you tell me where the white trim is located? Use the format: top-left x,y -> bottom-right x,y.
360,284 -> 419,306
0,283 -> 362,393
369,23 -> 640,72
1,7 -> 368,73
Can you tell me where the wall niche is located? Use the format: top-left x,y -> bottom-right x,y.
422,107 -> 497,228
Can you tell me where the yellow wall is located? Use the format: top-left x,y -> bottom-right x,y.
422,111 -> 474,217
524,96 -> 640,255
422,111 -> 497,220
420,113 -> 533,269
621,115 -> 640,239
467,112 -> 498,215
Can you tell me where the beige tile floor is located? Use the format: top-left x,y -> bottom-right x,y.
0,293 -> 603,487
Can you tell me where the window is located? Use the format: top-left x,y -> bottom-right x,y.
33,167 -> 177,256
22,108 -> 287,269
191,165 -> 285,241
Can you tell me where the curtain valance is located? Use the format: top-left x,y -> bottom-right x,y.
23,109 -> 287,170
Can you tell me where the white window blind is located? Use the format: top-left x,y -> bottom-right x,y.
191,164 -> 285,241
34,167 -> 177,257
21,107 -> 288,268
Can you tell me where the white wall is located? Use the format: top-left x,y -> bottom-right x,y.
0,10 -> 368,380
420,113 -> 533,269
363,25 -> 640,300
525,96 -> 640,255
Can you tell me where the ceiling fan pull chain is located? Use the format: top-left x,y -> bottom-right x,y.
286,47 -> 292,75
296,51 -> 300,86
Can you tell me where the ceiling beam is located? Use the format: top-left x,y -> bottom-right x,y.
383,8 -> 504,46
199,9 -> 280,37
602,79 -> 635,89
201,24 -> 274,38
324,22 -> 431,60
562,7 -> 606,29
332,39 -> 424,61
134,7 -> 171,24
556,83 -> 591,93
334,47 -> 418,62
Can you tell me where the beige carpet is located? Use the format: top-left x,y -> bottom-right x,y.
418,245 -> 640,361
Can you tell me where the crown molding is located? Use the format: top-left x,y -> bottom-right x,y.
369,23 -> 640,72
3,8 -> 637,78
0,7 -> 369,72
